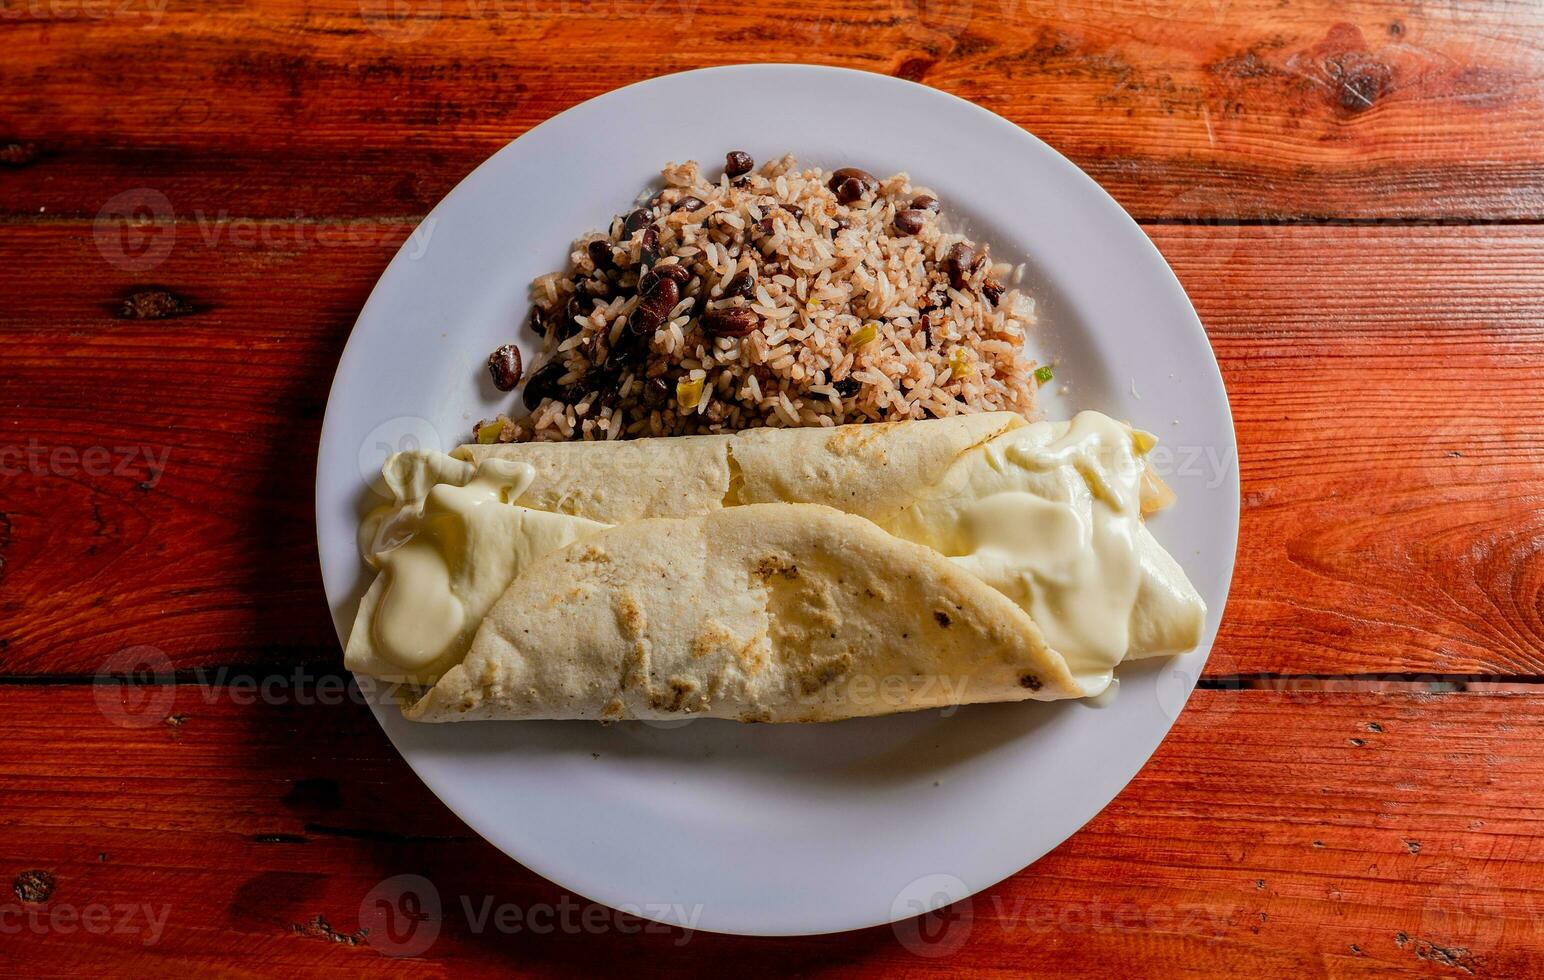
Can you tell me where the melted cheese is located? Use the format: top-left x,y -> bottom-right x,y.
884,411 -> 1202,695
348,459 -> 608,680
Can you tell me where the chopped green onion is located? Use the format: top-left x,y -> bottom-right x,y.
475,420 -> 504,444
1034,365 -> 1054,385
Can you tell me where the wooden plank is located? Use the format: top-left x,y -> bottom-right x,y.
3,223 -> 1542,677
1159,225 -> 1544,678
1,685 -> 1541,974
3,0 -> 1544,220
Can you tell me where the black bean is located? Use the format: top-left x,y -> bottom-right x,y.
701,308 -> 760,337
982,279 -> 1004,306
829,216 -> 849,240
894,209 -> 927,236
639,225 -> 660,267
522,360 -> 568,410
486,344 -> 522,391
587,239 -> 614,271
828,167 -> 878,203
561,296 -> 585,338
754,215 -> 775,236
724,150 -> 754,178
628,275 -> 679,337
646,377 -> 671,402
622,208 -> 652,238
779,203 -> 804,221
672,196 -> 706,213
603,331 -> 644,372
911,195 -> 941,214
919,313 -> 934,348
723,269 -> 755,299
527,306 -> 547,338
942,242 -> 976,290
834,377 -> 861,397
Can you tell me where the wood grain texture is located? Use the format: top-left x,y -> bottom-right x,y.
1159,225 -> 1544,678
3,223 -> 1542,677
2,684 -> 1541,975
2,0 -> 1544,220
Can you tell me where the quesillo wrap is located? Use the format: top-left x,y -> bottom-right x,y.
346,411 -> 1206,722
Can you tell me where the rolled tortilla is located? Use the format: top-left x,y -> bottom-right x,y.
347,411 -> 1207,722
406,504 -> 1080,723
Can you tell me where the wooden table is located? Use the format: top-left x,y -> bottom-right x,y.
4,0 -> 1543,974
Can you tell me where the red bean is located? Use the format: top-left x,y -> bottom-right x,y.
701,309 -> 759,337
894,209 -> 927,236
943,243 -> 976,290
828,168 -> 878,203
724,150 -> 754,178
486,344 -> 522,391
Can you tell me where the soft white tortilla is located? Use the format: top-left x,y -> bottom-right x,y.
404,504 -> 1080,723
451,412 -> 1023,524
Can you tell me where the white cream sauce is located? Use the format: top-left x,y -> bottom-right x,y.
884,411 -> 1169,695
362,458 -> 608,675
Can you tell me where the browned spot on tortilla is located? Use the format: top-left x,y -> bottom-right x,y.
601,698 -> 625,720
574,545 -> 611,564
824,421 -> 893,457
796,652 -> 853,695
613,592 -> 646,640
934,610 -> 952,628
1019,674 -> 1043,691
739,709 -> 771,723
734,630 -> 770,673
649,676 -> 700,713
753,555 -> 799,579
692,620 -> 735,659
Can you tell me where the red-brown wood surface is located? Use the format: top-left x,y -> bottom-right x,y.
3,0 -> 1544,219
4,0 -> 1544,973
5,685 -> 1544,976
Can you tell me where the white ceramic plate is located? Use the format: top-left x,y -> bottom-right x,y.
316,64 -> 1237,938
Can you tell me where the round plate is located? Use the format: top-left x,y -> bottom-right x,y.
316,64 -> 1238,937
